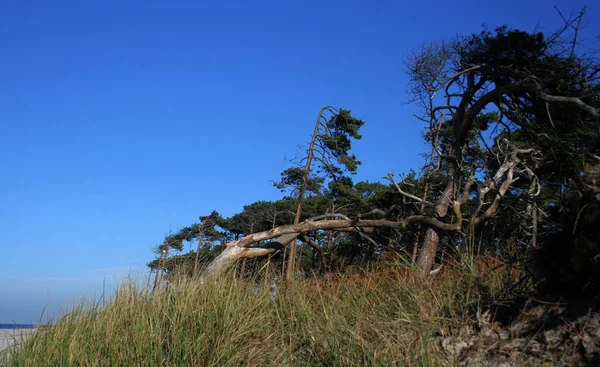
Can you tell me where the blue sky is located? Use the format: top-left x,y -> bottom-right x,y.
1,0 -> 598,323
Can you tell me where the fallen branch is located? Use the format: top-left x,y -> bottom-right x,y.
199,214 -> 462,281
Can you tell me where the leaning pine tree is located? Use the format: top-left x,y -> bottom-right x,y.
273,106 -> 364,281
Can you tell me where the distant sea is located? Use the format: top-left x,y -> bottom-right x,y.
0,324 -> 36,330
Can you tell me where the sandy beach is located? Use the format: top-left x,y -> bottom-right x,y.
0,329 -> 36,354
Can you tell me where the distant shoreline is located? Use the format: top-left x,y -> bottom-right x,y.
0,324 -> 36,330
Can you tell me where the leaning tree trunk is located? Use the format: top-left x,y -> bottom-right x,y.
416,92 -> 467,273
287,108 -> 327,281
416,135 -> 460,274
193,229 -> 205,278
201,233 -> 300,282
153,246 -> 169,290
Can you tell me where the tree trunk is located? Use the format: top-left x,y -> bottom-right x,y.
411,232 -> 420,264
193,231 -> 205,278
416,102 -> 465,273
201,233 -> 299,282
416,171 -> 457,273
151,269 -> 159,291
416,228 -> 440,273
287,107 -> 327,281
153,247 -> 168,291
414,107 -> 443,265
415,69 -> 485,273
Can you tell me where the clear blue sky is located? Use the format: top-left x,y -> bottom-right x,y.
1,0 -> 597,323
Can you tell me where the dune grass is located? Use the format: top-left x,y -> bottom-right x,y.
2,261 -> 513,366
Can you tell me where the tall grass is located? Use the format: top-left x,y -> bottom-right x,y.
2,261 -> 513,366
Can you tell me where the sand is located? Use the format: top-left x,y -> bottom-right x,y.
0,329 -> 36,354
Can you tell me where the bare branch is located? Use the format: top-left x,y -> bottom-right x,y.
200,212 -> 462,281
540,93 -> 600,127
385,173 -> 434,207
309,213 -> 352,221
358,205 -> 402,219
435,64 -> 485,100
474,167 -> 519,226
470,141 -> 539,227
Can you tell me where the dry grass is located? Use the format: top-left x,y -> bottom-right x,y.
2,261 -> 515,366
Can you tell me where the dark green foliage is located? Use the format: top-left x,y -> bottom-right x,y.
321,108 -> 364,175
148,211 -> 226,272
274,107 -> 364,194
147,250 -> 219,278
273,167 -> 324,196
459,26 -> 546,70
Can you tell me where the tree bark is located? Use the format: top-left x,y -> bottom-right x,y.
201,233 -> 299,282
416,177 -> 456,273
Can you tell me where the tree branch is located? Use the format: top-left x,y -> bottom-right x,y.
299,234 -> 327,269
385,173 -> 434,207
200,213 -> 461,281
540,93 -> 600,127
